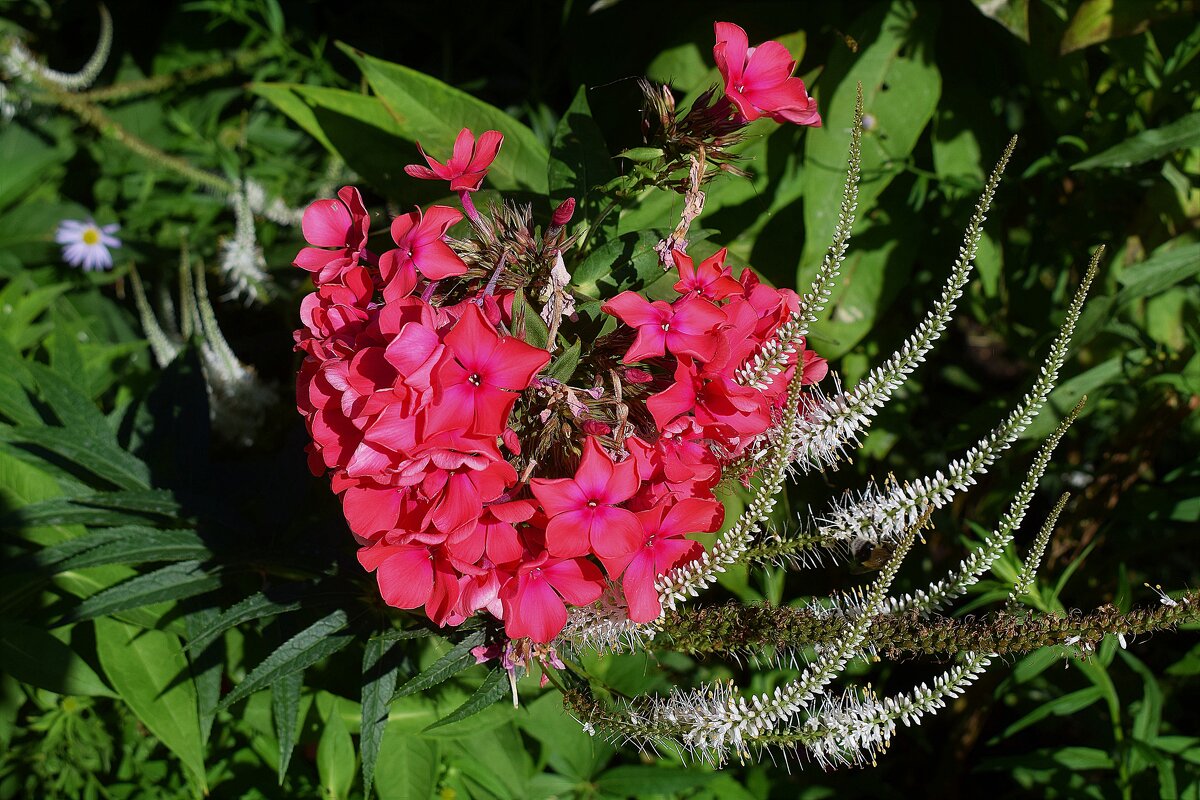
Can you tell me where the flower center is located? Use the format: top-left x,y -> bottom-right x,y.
468,373 -> 482,386
587,499 -> 599,508
660,323 -> 670,331
82,228 -> 100,245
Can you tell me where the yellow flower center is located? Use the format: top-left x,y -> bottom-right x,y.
82,228 -> 100,245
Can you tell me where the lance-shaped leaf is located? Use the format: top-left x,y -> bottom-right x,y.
96,618 -> 208,791
218,610 -> 354,711
361,636 -> 400,798
339,43 -> 549,194
423,667 -> 510,732
65,560 -> 221,623
273,669 -> 304,785
184,588 -> 312,653
33,528 -> 207,572
391,631 -> 485,702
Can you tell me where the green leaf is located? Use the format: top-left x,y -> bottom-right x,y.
1119,649 -> 1164,743
511,289 -> 551,350
970,0 -> 1030,41
34,528 -> 208,572
595,765 -> 716,796
800,0 -> 941,349
448,724 -> 532,799
374,725 -> 439,800
0,124 -> 73,210
272,669 -> 304,785
424,667 -> 510,731
1051,746 -> 1116,770
1060,0 -> 1197,54
2,497 -> 172,529
518,692 -> 612,782
185,589 -> 309,653
183,606 -> 223,743
571,229 -> 673,300
392,631 -> 484,701
549,86 -> 616,225
545,338 -> 582,383
996,686 -> 1105,740
362,636 -> 400,798
1074,111 -> 1200,169
251,83 -> 419,200
0,620 -> 115,697
66,560 -> 221,623
218,610 -> 353,711
95,618 -> 208,790
317,692 -> 356,800
339,43 -> 549,193
0,425 -> 150,491
1115,242 -> 1200,305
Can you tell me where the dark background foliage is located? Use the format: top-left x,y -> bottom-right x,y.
1,0 -> 1197,798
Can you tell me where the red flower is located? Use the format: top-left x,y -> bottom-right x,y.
426,304 -> 550,437
530,437 -> 643,559
601,291 -> 726,364
294,187 -> 372,284
601,499 -> 722,623
500,551 -> 605,643
405,128 -> 504,193
713,22 -> 821,127
383,205 -> 468,288
672,248 -> 744,301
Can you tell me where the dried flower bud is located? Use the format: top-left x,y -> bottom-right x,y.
582,420 -> 612,436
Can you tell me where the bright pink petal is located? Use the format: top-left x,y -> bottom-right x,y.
544,510 -> 593,559
469,130 -> 504,171
660,498 -> 725,537
542,557 -> 604,605
713,22 -> 749,82
485,337 -> 550,390
623,326 -> 667,363
620,552 -> 662,623
589,507 -> 643,559
573,437 -> 615,499
450,128 -> 476,170
445,304 -> 501,370
506,574 -> 567,643
742,40 -> 796,90
602,291 -> 666,328
530,477 -> 589,518
371,547 -> 434,609
302,198 -> 352,248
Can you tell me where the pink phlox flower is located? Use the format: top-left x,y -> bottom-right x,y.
600,498 -> 722,623
530,437 -> 642,559
295,186 -> 373,284
387,205 -> 469,283
405,128 -> 504,193
419,458 -> 517,537
500,550 -> 605,643
601,291 -> 726,364
445,499 -> 535,565
713,22 -> 822,127
671,248 -> 744,301
647,357 -> 770,446
425,304 -> 550,437
357,539 -> 459,622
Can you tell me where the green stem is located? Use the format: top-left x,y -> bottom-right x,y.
660,593 -> 1200,658
42,88 -> 234,194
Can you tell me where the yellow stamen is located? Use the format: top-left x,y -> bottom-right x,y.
82,228 -> 100,245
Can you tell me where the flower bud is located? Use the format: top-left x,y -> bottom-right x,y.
551,198 -> 576,228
